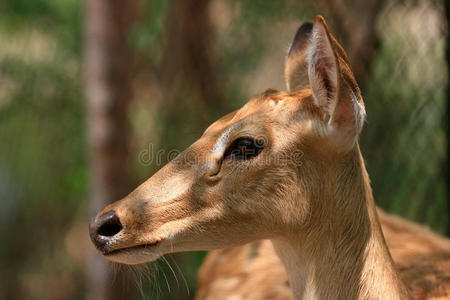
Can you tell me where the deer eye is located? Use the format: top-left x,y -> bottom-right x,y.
223,137 -> 264,160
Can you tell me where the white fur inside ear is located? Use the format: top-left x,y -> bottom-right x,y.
351,90 -> 366,135
307,23 -> 338,116
328,88 -> 366,148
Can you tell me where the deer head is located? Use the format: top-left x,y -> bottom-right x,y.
89,16 -> 366,266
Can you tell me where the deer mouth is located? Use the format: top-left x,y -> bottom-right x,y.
104,241 -> 160,255
102,240 -> 162,264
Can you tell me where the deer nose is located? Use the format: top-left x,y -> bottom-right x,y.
89,210 -> 123,250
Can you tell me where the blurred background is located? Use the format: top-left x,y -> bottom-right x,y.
0,0 -> 448,299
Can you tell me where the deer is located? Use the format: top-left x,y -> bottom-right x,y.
89,16 -> 450,299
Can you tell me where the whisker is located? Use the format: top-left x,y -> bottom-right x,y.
153,263 -> 163,300
162,255 -> 179,289
144,263 -> 158,300
161,265 -> 171,293
169,255 -> 190,296
110,262 -> 121,286
127,264 -> 145,299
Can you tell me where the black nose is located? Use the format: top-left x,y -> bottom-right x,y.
89,210 -> 123,250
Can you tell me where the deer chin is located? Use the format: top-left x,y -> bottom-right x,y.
103,240 -> 163,265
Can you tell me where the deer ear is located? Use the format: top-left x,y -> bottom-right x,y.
308,16 -> 339,120
308,16 -> 365,148
285,22 -> 313,92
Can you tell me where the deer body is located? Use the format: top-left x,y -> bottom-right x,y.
89,16 -> 449,299
197,211 -> 450,300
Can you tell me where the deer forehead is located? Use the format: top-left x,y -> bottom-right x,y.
204,90 -> 317,154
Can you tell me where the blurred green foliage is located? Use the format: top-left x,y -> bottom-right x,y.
361,2 -> 447,231
0,0 -> 86,299
0,0 -> 447,299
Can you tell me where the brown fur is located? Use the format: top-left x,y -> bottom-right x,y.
90,16 -> 449,299
197,211 -> 450,300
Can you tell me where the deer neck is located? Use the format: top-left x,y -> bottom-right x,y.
272,147 -> 410,300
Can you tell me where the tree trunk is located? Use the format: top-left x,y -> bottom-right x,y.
445,0 -> 450,236
161,0 -> 224,117
83,0 -> 138,299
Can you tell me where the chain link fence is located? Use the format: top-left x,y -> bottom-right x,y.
0,0 -> 447,299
